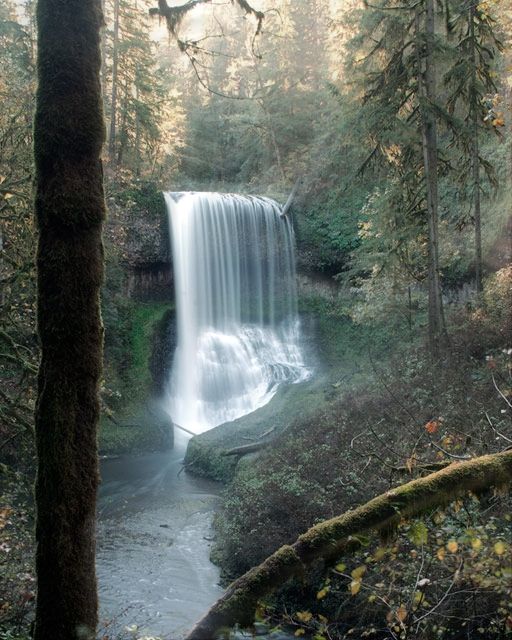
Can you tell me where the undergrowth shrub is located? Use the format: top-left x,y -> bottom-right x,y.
261,497 -> 512,639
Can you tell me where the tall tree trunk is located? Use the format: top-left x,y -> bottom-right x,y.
416,1 -> 447,358
254,65 -> 287,184
33,0 -> 105,638
108,0 -> 120,166
469,1 -> 483,295
101,0 -> 108,111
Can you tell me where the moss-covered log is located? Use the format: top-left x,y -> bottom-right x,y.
184,450 -> 512,640
33,1 -> 105,639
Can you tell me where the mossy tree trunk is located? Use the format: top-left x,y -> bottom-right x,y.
184,450 -> 512,640
33,1 -> 105,639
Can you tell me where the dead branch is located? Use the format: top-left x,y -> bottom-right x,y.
281,178 -> 301,218
222,441 -> 269,457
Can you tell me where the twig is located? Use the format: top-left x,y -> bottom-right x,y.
484,411 -> 512,444
241,426 -> 276,441
414,561 -> 463,628
492,374 -> 512,409
429,440 -> 471,460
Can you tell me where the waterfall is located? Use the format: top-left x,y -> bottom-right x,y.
164,192 -> 310,435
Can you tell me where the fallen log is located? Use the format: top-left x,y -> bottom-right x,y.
184,449 -> 512,640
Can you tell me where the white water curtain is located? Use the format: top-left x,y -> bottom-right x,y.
165,192 -> 309,434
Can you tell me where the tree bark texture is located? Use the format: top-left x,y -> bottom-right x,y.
33,0 -> 106,638
184,449 -> 512,640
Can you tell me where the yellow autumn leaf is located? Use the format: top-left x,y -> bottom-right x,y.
295,629 -> 305,637
447,540 -> 458,553
432,510 -> 445,524
453,499 -> 463,513
351,565 -> 367,580
350,580 -> 361,595
373,547 -> 386,561
471,538 -> 482,551
396,605 -> 408,622
437,546 -> 446,561
295,611 -> 313,622
316,587 -> 329,600
494,541 -> 507,556
296,611 -> 313,623
335,563 -> 346,572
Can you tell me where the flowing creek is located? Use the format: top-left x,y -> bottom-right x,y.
96,192 -> 307,639
96,433 -> 224,639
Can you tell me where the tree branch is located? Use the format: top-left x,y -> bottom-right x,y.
280,177 -> 301,218
150,0 -> 263,36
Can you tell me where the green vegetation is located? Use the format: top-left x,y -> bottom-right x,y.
100,300 -> 172,455
207,269 -> 512,639
0,0 -> 511,638
188,450 -> 512,640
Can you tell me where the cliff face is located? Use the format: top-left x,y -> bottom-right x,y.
105,187 -> 174,302
121,200 -> 173,301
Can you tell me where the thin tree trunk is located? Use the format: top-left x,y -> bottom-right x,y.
184,449 -> 512,640
101,0 -> 107,98
33,0 -> 105,638
254,65 -> 287,183
108,0 -> 119,166
134,80 -> 141,177
416,1 -> 447,358
117,77 -> 129,166
469,1 -> 483,295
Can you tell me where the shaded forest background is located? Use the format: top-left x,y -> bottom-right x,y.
1,0 -> 512,638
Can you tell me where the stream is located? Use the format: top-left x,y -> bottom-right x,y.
96,432 -> 224,639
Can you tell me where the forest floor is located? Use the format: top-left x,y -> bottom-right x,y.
206,270 -> 512,639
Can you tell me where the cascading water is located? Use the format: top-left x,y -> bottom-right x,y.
164,192 -> 310,435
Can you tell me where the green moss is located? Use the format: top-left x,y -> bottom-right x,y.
98,416 -> 171,456
128,302 -> 170,394
99,301 -> 173,454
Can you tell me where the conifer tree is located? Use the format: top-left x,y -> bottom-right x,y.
104,0 -> 177,177
444,0 -> 502,294
350,0 -> 448,356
